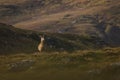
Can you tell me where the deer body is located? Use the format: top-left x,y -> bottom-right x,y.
38,36 -> 44,52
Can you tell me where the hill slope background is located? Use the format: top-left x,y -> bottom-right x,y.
0,0 -> 120,46
0,23 -> 108,54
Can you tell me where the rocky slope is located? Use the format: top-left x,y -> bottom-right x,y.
0,0 -> 120,47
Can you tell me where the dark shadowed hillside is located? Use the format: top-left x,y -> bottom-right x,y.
0,23 -> 39,54
0,23 -> 108,54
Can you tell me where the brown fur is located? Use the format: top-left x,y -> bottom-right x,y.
38,36 -> 44,52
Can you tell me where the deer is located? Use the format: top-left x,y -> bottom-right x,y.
38,35 -> 45,53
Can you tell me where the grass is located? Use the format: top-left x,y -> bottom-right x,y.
0,47 -> 120,80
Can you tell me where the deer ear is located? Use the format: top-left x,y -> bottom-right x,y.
39,35 -> 44,38
39,35 -> 41,38
41,35 -> 45,37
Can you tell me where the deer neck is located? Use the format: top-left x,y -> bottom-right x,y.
40,40 -> 44,44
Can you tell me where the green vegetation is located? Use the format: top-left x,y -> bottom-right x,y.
0,47 -> 120,80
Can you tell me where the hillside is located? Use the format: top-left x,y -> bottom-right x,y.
0,23 -> 39,54
0,0 -> 120,46
0,23 -> 119,79
0,23 -> 108,54
0,47 -> 120,80
0,1 -> 120,79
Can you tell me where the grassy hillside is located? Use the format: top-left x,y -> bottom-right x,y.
0,1 -> 120,80
0,23 -> 108,54
0,23 -> 39,54
0,47 -> 120,80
